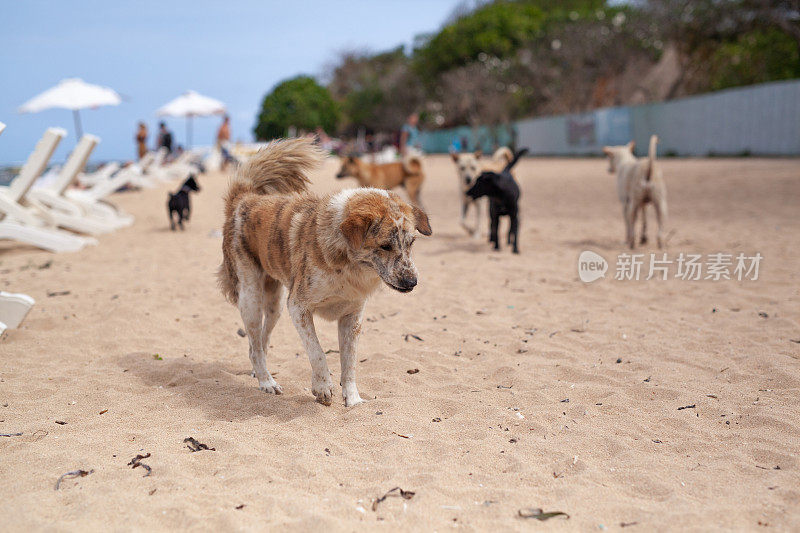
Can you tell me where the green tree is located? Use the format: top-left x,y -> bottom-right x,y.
254,76 -> 339,140
328,47 -> 423,134
709,28 -> 800,91
413,0 -> 608,80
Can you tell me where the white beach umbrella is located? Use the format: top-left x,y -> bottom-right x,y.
18,78 -> 122,139
156,90 -> 226,148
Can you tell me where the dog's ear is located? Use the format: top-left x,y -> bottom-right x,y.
627,141 -> 636,152
412,205 -> 432,236
340,212 -> 371,249
474,149 -> 483,159
602,147 -> 612,156
450,151 -> 459,163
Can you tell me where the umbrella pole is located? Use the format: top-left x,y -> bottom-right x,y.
73,110 -> 83,140
187,116 -> 193,149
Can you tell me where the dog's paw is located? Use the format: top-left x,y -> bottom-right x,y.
344,395 -> 365,407
342,384 -> 365,407
259,382 -> 283,395
258,375 -> 283,395
312,377 -> 334,406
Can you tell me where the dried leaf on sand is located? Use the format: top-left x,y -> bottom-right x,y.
517,508 -> 569,521
371,486 -> 415,511
55,469 -> 93,490
184,437 -> 215,452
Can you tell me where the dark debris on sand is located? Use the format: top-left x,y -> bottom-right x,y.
128,453 -> 152,477
371,486 -> 415,511
184,437 -> 215,452
55,469 -> 93,490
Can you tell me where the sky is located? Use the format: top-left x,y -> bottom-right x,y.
0,0 -> 461,164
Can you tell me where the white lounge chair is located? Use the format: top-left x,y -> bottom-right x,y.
0,127 -> 96,252
0,291 -> 35,336
65,171 -> 136,227
88,152 -> 159,191
141,148 -> 176,182
77,161 -> 120,187
161,150 -> 202,180
25,134 -> 129,235
0,124 -> 36,336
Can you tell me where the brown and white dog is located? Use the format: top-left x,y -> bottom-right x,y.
602,135 -> 667,248
450,147 -> 513,238
336,155 -> 425,208
218,138 -> 432,407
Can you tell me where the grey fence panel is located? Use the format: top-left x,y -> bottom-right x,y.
424,80 -> 800,156
630,80 -> 800,156
491,107 -> 633,156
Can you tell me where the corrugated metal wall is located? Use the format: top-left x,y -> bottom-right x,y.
423,80 -> 800,156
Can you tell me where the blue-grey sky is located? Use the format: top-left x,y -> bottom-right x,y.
0,0 -> 460,164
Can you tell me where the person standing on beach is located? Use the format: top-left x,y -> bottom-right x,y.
135,122 -> 148,160
400,112 -> 423,157
156,122 -> 173,156
216,115 -> 233,170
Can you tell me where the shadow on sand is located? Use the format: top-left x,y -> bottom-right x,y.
118,351 -> 322,422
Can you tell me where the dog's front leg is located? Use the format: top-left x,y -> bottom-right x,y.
288,299 -> 334,405
338,310 -> 364,407
460,198 -> 473,235
472,198 -> 481,239
490,214 -> 500,250
509,214 -> 520,254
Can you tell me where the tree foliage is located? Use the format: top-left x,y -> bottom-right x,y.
254,76 -> 339,140
294,0 -> 800,136
328,47 -> 423,134
413,0 -> 608,80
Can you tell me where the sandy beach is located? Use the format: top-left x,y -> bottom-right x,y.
1,155 -> 799,530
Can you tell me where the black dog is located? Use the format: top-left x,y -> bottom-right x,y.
167,175 -> 200,231
466,148 -> 527,254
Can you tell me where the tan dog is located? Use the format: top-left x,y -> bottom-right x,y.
336,155 -> 424,207
450,147 -> 513,238
603,135 -> 667,248
218,138 -> 432,407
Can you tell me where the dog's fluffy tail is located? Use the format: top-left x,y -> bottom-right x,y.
503,148 -> 529,173
223,137 -> 326,219
646,135 -> 658,181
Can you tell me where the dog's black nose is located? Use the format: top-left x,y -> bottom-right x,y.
398,277 -> 417,290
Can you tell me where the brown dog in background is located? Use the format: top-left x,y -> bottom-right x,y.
336,154 -> 425,208
218,138 -> 432,407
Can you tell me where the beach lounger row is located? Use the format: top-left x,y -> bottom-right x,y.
0,124 -> 200,253
0,123 -> 203,335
